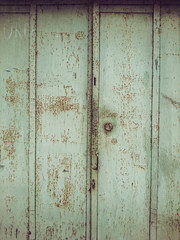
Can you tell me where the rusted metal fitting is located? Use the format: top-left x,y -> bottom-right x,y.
104,122 -> 113,132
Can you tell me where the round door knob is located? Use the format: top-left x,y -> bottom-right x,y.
104,122 -> 113,132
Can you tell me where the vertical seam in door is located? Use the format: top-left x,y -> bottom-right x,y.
150,2 -> 161,240
156,4 -> 161,240
91,1 -> 100,239
29,3 -> 37,240
97,10 -> 100,240
87,1 -> 93,240
34,5 -> 37,240
28,6 -> 31,239
149,8 -> 154,240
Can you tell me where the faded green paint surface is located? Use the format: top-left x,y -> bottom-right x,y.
98,12 -> 152,239
36,5 -> 89,239
0,13 -> 30,239
0,1 -> 179,240
158,6 -> 180,240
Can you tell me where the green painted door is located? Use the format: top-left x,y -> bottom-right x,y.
0,1 -> 180,240
98,10 -> 152,240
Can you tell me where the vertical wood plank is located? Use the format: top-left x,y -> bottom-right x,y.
150,3 -> 160,240
91,0 -> 99,239
29,4 -> 36,240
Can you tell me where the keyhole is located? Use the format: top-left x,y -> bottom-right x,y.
104,122 -> 113,132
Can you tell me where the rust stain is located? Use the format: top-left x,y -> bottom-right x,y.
61,156 -> 72,173
72,51 -> 79,63
75,31 -> 85,40
131,152 -> 140,162
4,96 -> 19,104
4,76 -> 19,104
3,75 -> 29,106
60,32 -> 71,43
50,135 -> 60,143
134,164 -> 145,170
6,77 -> 16,95
5,195 -> 15,213
36,99 -> 43,134
111,138 -> 118,144
1,125 -> 21,160
37,96 -> 79,116
119,108 -> 140,131
113,81 -> 136,104
165,53 -> 180,56
46,226 -> 54,238
158,215 -> 180,235
120,114 -> 127,128
63,85 -> 76,96
35,161 -> 42,197
9,225 -> 13,237
36,95 -> 79,133
100,110 -> 118,119
61,181 -> 72,208
61,130 -> 70,144
47,154 -> 74,209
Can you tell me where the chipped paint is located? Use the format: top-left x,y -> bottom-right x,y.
35,5 -> 88,240
0,2 -> 180,240
0,11 -> 30,239
75,31 -> 86,40
1,125 -> 21,159
98,10 -> 152,240
37,96 -> 79,116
